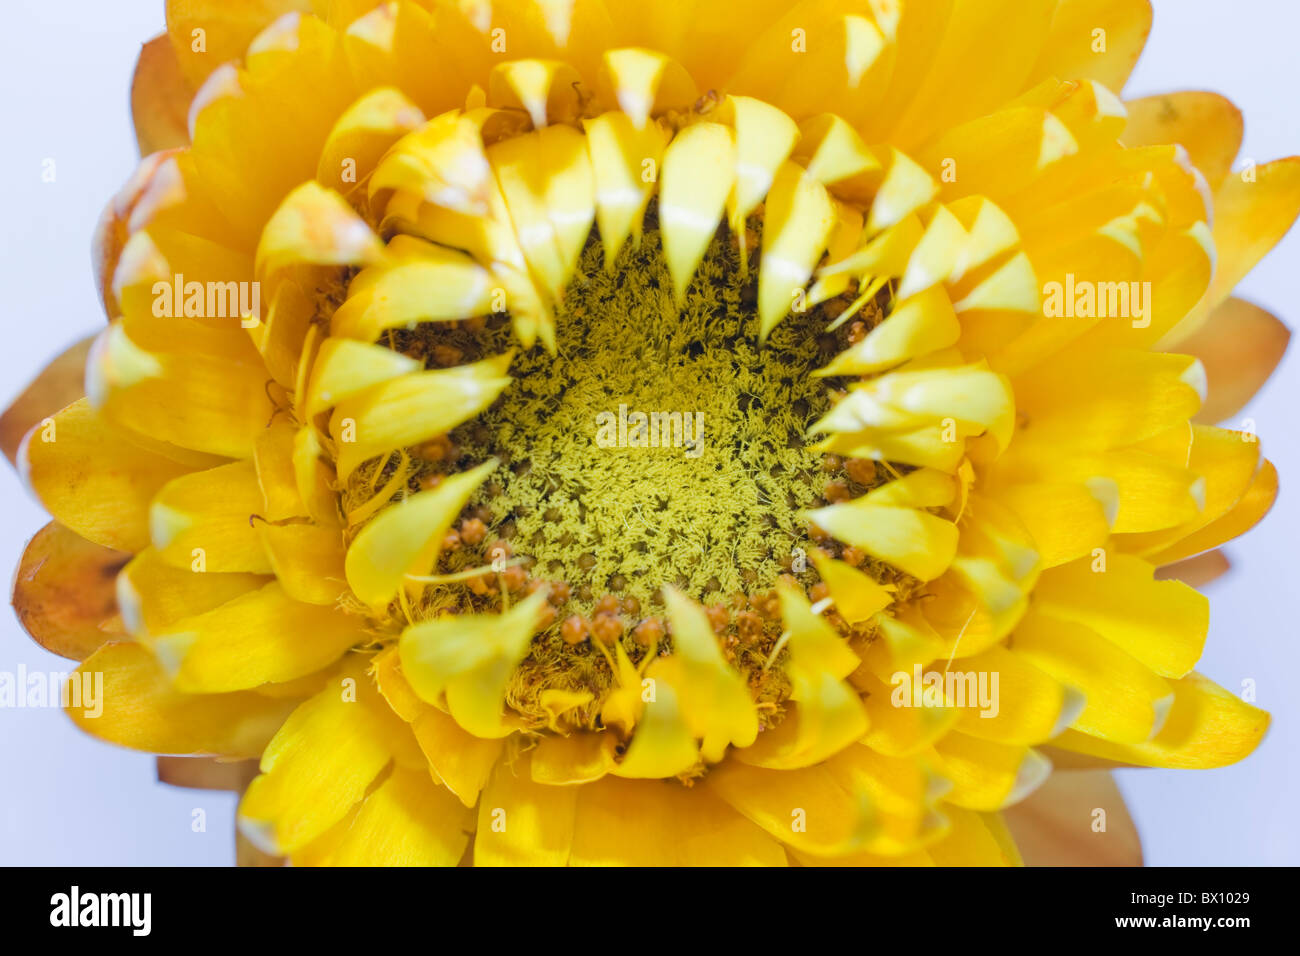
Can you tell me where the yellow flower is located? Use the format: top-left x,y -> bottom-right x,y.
5,0 -> 1294,866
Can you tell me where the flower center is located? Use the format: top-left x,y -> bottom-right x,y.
460,215 -> 842,610
347,209 -> 895,732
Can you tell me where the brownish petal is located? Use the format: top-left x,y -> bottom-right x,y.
1177,297 -> 1290,425
156,757 -> 286,865
11,522 -> 128,661
0,337 -> 93,467
237,830 -> 286,867
156,756 -> 258,791
1037,746 -> 1138,771
132,34 -> 194,156
1003,770 -> 1142,866
1155,550 -> 1230,589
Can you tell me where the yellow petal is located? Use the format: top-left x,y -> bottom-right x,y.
475,752 -> 577,866
239,660 -> 406,854
1033,552 -> 1207,678
1147,459 -> 1276,565
659,122 -> 736,300
804,500 -> 958,582
821,285 -> 959,375
345,459 -> 497,608
150,459 -> 274,573
68,641 -> 294,758
410,704 -> 504,807
315,86 -> 425,194
583,110 -> 668,266
21,398 -> 194,553
1030,0 -> 1152,94
610,674 -> 700,779
117,547 -> 267,637
304,338 -> 422,418
808,550 -> 892,625
152,581 -> 359,692
932,732 -> 1050,810
398,588 -> 549,738
660,586 -> 758,761
926,807 -> 1021,865
598,48 -> 696,129
164,0 -> 311,88
1054,672 -> 1269,769
573,774 -> 786,866
706,760 -> 875,858
529,731 -> 616,785
949,645 -> 1081,745
304,766 -> 472,866
856,670 -> 959,757
892,0 -> 1057,150
758,161 -> 836,340
87,322 -> 275,459
1011,609 -> 1173,744
256,180 -> 385,281
728,95 -> 799,227
331,353 -> 512,479
1166,157 -> 1300,341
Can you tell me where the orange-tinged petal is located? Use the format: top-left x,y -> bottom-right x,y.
1164,157 -> 1300,342
1123,92 -> 1242,189
165,0 -> 314,88
1,337 -> 93,467
1147,459 -> 1277,565
410,705 -> 504,808
132,34 -> 194,155
1177,297 -> 1290,424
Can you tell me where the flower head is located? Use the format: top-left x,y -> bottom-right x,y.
6,0 -> 1294,866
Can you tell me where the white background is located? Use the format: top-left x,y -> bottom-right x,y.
0,0 -> 1295,865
